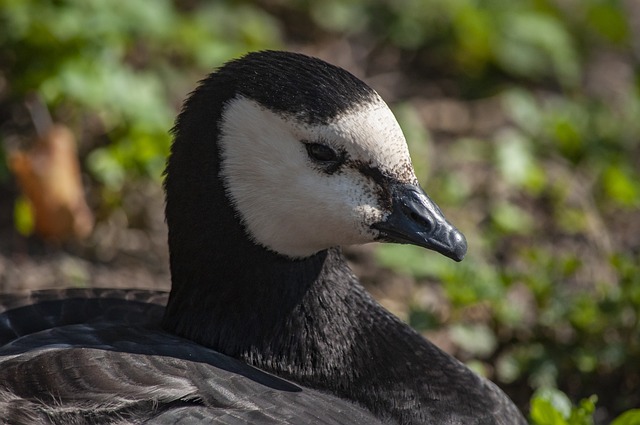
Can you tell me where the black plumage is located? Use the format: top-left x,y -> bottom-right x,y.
0,51 -> 526,424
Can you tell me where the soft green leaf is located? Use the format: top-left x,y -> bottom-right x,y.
586,3 -> 629,44
376,244 -> 450,278
611,409 -> 640,425
530,388 -> 572,424
311,0 -> 367,33
87,147 -> 126,190
13,196 -> 34,236
531,398 -> 568,425
569,395 -> 597,425
449,323 -> 497,357
502,89 -> 542,135
494,128 -> 545,192
602,165 -> 640,207
496,12 -> 580,87
495,352 -> 521,384
490,201 -> 534,235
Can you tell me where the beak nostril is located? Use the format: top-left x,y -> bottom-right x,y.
408,210 -> 433,232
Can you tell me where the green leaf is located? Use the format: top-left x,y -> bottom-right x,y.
452,3 -> 493,71
569,395 -> 597,425
13,195 -> 34,236
494,128 -> 545,193
495,352 -> 521,384
611,409 -> 640,425
490,201 -> 534,235
530,388 -> 572,425
87,147 -> 126,190
311,0 -> 367,33
531,396 -> 569,425
602,165 -> 640,207
496,11 -> 580,87
376,244 -> 450,278
449,323 -> 497,357
586,3 -> 630,44
502,89 -> 542,135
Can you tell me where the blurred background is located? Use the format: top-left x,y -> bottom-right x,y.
0,0 -> 639,423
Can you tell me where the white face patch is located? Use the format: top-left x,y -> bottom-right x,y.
218,95 -> 418,258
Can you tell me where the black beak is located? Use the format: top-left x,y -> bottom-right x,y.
372,183 -> 467,262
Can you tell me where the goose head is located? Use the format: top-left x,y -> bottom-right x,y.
167,51 -> 467,262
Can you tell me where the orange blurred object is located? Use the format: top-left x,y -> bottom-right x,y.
9,123 -> 94,242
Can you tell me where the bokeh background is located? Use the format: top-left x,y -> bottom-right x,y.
1,1 -> 639,423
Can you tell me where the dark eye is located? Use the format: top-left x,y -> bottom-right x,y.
305,142 -> 338,163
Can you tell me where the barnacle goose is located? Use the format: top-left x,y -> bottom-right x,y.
0,51 -> 526,424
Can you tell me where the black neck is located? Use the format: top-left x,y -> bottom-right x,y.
162,70 -> 336,356
162,234 -> 332,358
162,230 -> 518,424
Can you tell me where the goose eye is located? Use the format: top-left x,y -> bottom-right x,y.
305,142 -> 338,163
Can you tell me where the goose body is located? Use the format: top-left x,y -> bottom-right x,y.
0,51 -> 526,424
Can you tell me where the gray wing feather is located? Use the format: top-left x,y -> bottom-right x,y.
0,290 -> 383,425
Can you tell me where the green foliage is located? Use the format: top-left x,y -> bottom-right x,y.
2,0 -> 638,421
296,0 -> 604,88
530,388 -> 640,425
449,323 -> 497,358
530,388 -> 596,425
611,410 -> 640,425
0,0 -> 282,187
351,0 -> 640,419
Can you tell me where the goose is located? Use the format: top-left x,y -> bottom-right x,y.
0,51 -> 526,424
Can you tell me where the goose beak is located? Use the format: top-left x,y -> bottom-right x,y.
372,184 -> 467,262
